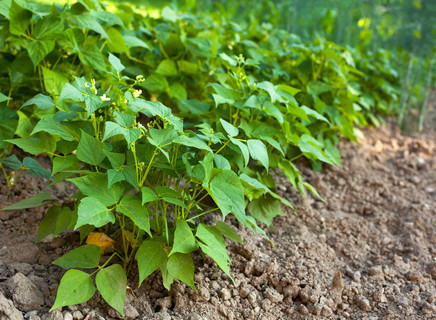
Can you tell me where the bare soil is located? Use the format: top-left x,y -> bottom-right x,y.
0,121 -> 435,320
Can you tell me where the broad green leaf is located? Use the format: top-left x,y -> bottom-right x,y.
155,59 -> 177,76
307,81 -> 334,96
75,197 -> 115,229
1,192 -> 51,210
173,135 -> 212,153
300,106 -> 330,124
21,94 -> 55,109
68,173 -> 124,207
104,151 -> 125,168
53,245 -> 101,269
34,15 -> 64,38
123,35 -> 149,48
171,220 -> 197,256
256,81 -> 282,103
51,269 -> 95,310
207,170 -> 245,222
167,253 -> 195,289
59,84 -> 84,102
6,137 -> 49,154
107,28 -> 129,53
113,111 -> 135,128
229,137 -> 249,167
215,221 -> 243,243
155,186 -> 182,199
103,122 -> 141,145
71,12 -> 108,38
23,157 -> 51,177
27,39 -> 55,68
136,240 -> 167,286
0,92 -> 11,103
42,67 -> 68,99
247,139 -> 269,171
141,187 -> 159,204
84,94 -> 104,116
298,134 -> 333,164
196,224 -> 231,279
36,206 -> 76,243
117,194 -> 151,236
107,169 -> 125,188
219,119 -> 238,137
248,196 -> 285,228
96,264 -> 126,316
160,260 -> 174,290
52,155 -> 79,175
0,155 -> 22,170
76,130 -> 106,166
214,154 -> 231,170
32,118 -> 75,141
108,53 -> 125,73
9,0 -> 32,35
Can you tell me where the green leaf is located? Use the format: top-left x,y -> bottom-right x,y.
84,94 -> 104,116
75,197 -> 115,229
141,187 -> 159,204
53,245 -> 101,269
215,221 -> 243,243
23,157 -> 51,178
22,94 -> 55,109
300,106 -> 330,123
36,206 -> 76,243
103,122 -> 141,145
107,169 -> 125,188
307,81 -> 334,96
27,39 -> 55,68
173,135 -> 212,153
1,192 -> 52,211
108,53 -> 125,73
51,269 -> 95,310
167,253 -> 195,289
0,93 -> 11,103
113,111 -> 135,128
219,118 -> 238,137
96,264 -> 127,317
248,196 -> 285,228
155,186 -> 182,199
42,67 -> 68,99
298,134 -> 333,164
52,155 -> 79,175
207,170 -> 245,222
104,151 -> 125,168
155,59 -> 177,76
6,137 -> 47,154
123,35 -> 149,48
0,155 -> 22,170
247,139 -> 269,171
72,12 -> 108,38
136,240 -> 167,286
256,81 -> 282,103
107,28 -> 129,53
196,224 -> 231,279
76,130 -> 106,166
68,173 -> 124,207
171,220 -> 198,256
32,118 -> 75,141
9,0 -> 32,35
117,194 -> 151,236
229,137 -> 249,167
59,84 -> 84,102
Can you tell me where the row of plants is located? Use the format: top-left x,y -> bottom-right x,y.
0,0 -> 401,315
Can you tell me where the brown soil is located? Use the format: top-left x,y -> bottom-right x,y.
0,121 -> 435,320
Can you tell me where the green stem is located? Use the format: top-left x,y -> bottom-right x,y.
187,207 -> 220,222
139,148 -> 158,187
214,141 -> 230,155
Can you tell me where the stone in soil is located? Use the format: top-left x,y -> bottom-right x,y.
6,273 -> 44,312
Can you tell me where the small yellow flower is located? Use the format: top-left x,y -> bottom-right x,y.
84,83 -> 90,88
100,94 -> 111,102
133,89 -> 142,99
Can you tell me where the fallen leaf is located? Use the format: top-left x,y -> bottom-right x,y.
86,232 -> 115,254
